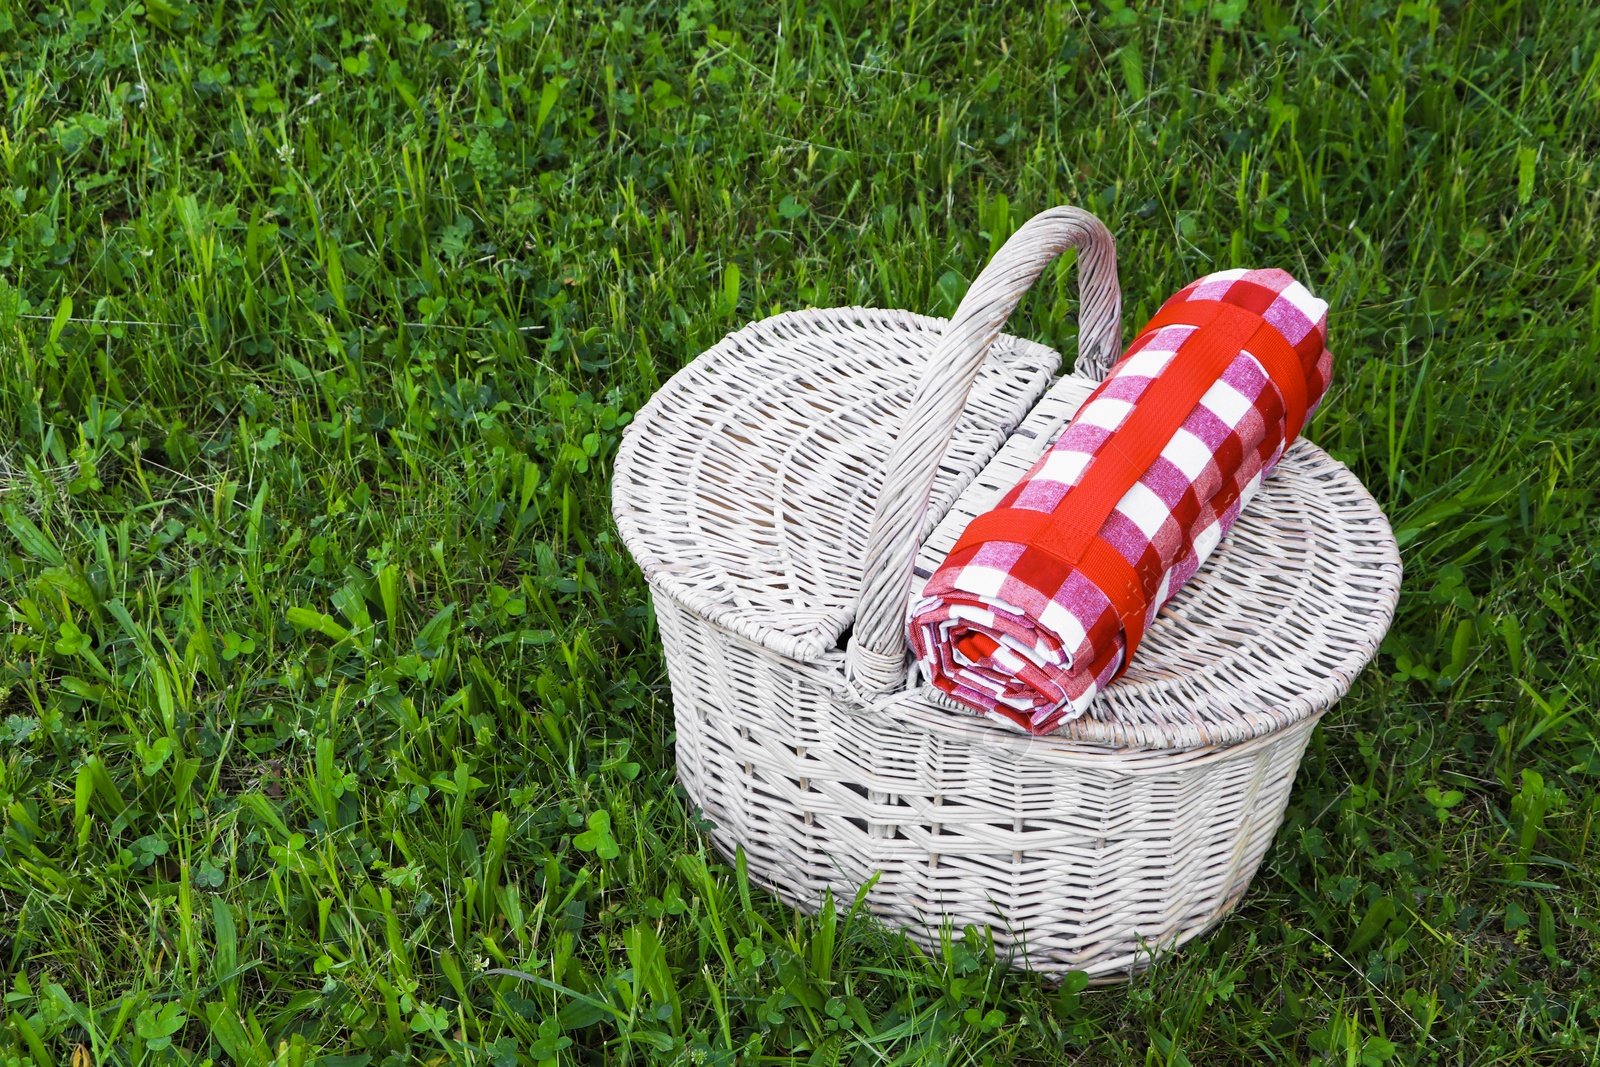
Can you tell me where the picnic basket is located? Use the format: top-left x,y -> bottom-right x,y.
611,206 -> 1401,978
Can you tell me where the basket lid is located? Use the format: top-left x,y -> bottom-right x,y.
612,307 -> 1060,663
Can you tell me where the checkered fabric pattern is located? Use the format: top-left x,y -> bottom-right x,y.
909,268 -> 1333,734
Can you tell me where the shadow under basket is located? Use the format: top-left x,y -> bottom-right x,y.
612,207 -> 1401,979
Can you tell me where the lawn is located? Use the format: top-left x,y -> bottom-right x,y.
2,0 -> 1598,1063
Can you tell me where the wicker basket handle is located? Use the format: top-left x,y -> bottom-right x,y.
846,206 -> 1121,694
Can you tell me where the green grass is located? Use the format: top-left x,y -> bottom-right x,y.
1,0 -> 1598,1063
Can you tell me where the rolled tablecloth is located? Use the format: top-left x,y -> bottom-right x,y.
909,268 -> 1333,734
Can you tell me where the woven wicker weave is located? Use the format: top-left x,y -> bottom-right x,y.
612,207 -> 1401,977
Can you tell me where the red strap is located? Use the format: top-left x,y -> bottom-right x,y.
1035,301 -> 1269,563
1139,299 -> 1310,444
1075,537 -> 1150,672
949,298 -> 1311,678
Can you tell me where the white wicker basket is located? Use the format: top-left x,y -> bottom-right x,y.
612,208 -> 1401,978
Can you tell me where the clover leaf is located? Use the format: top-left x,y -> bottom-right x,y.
572,810 -> 620,861
135,1003 -> 187,1050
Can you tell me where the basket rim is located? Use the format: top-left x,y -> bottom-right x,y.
645,436 -> 1400,754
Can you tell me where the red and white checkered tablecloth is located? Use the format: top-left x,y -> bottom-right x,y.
909,268 -> 1333,734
